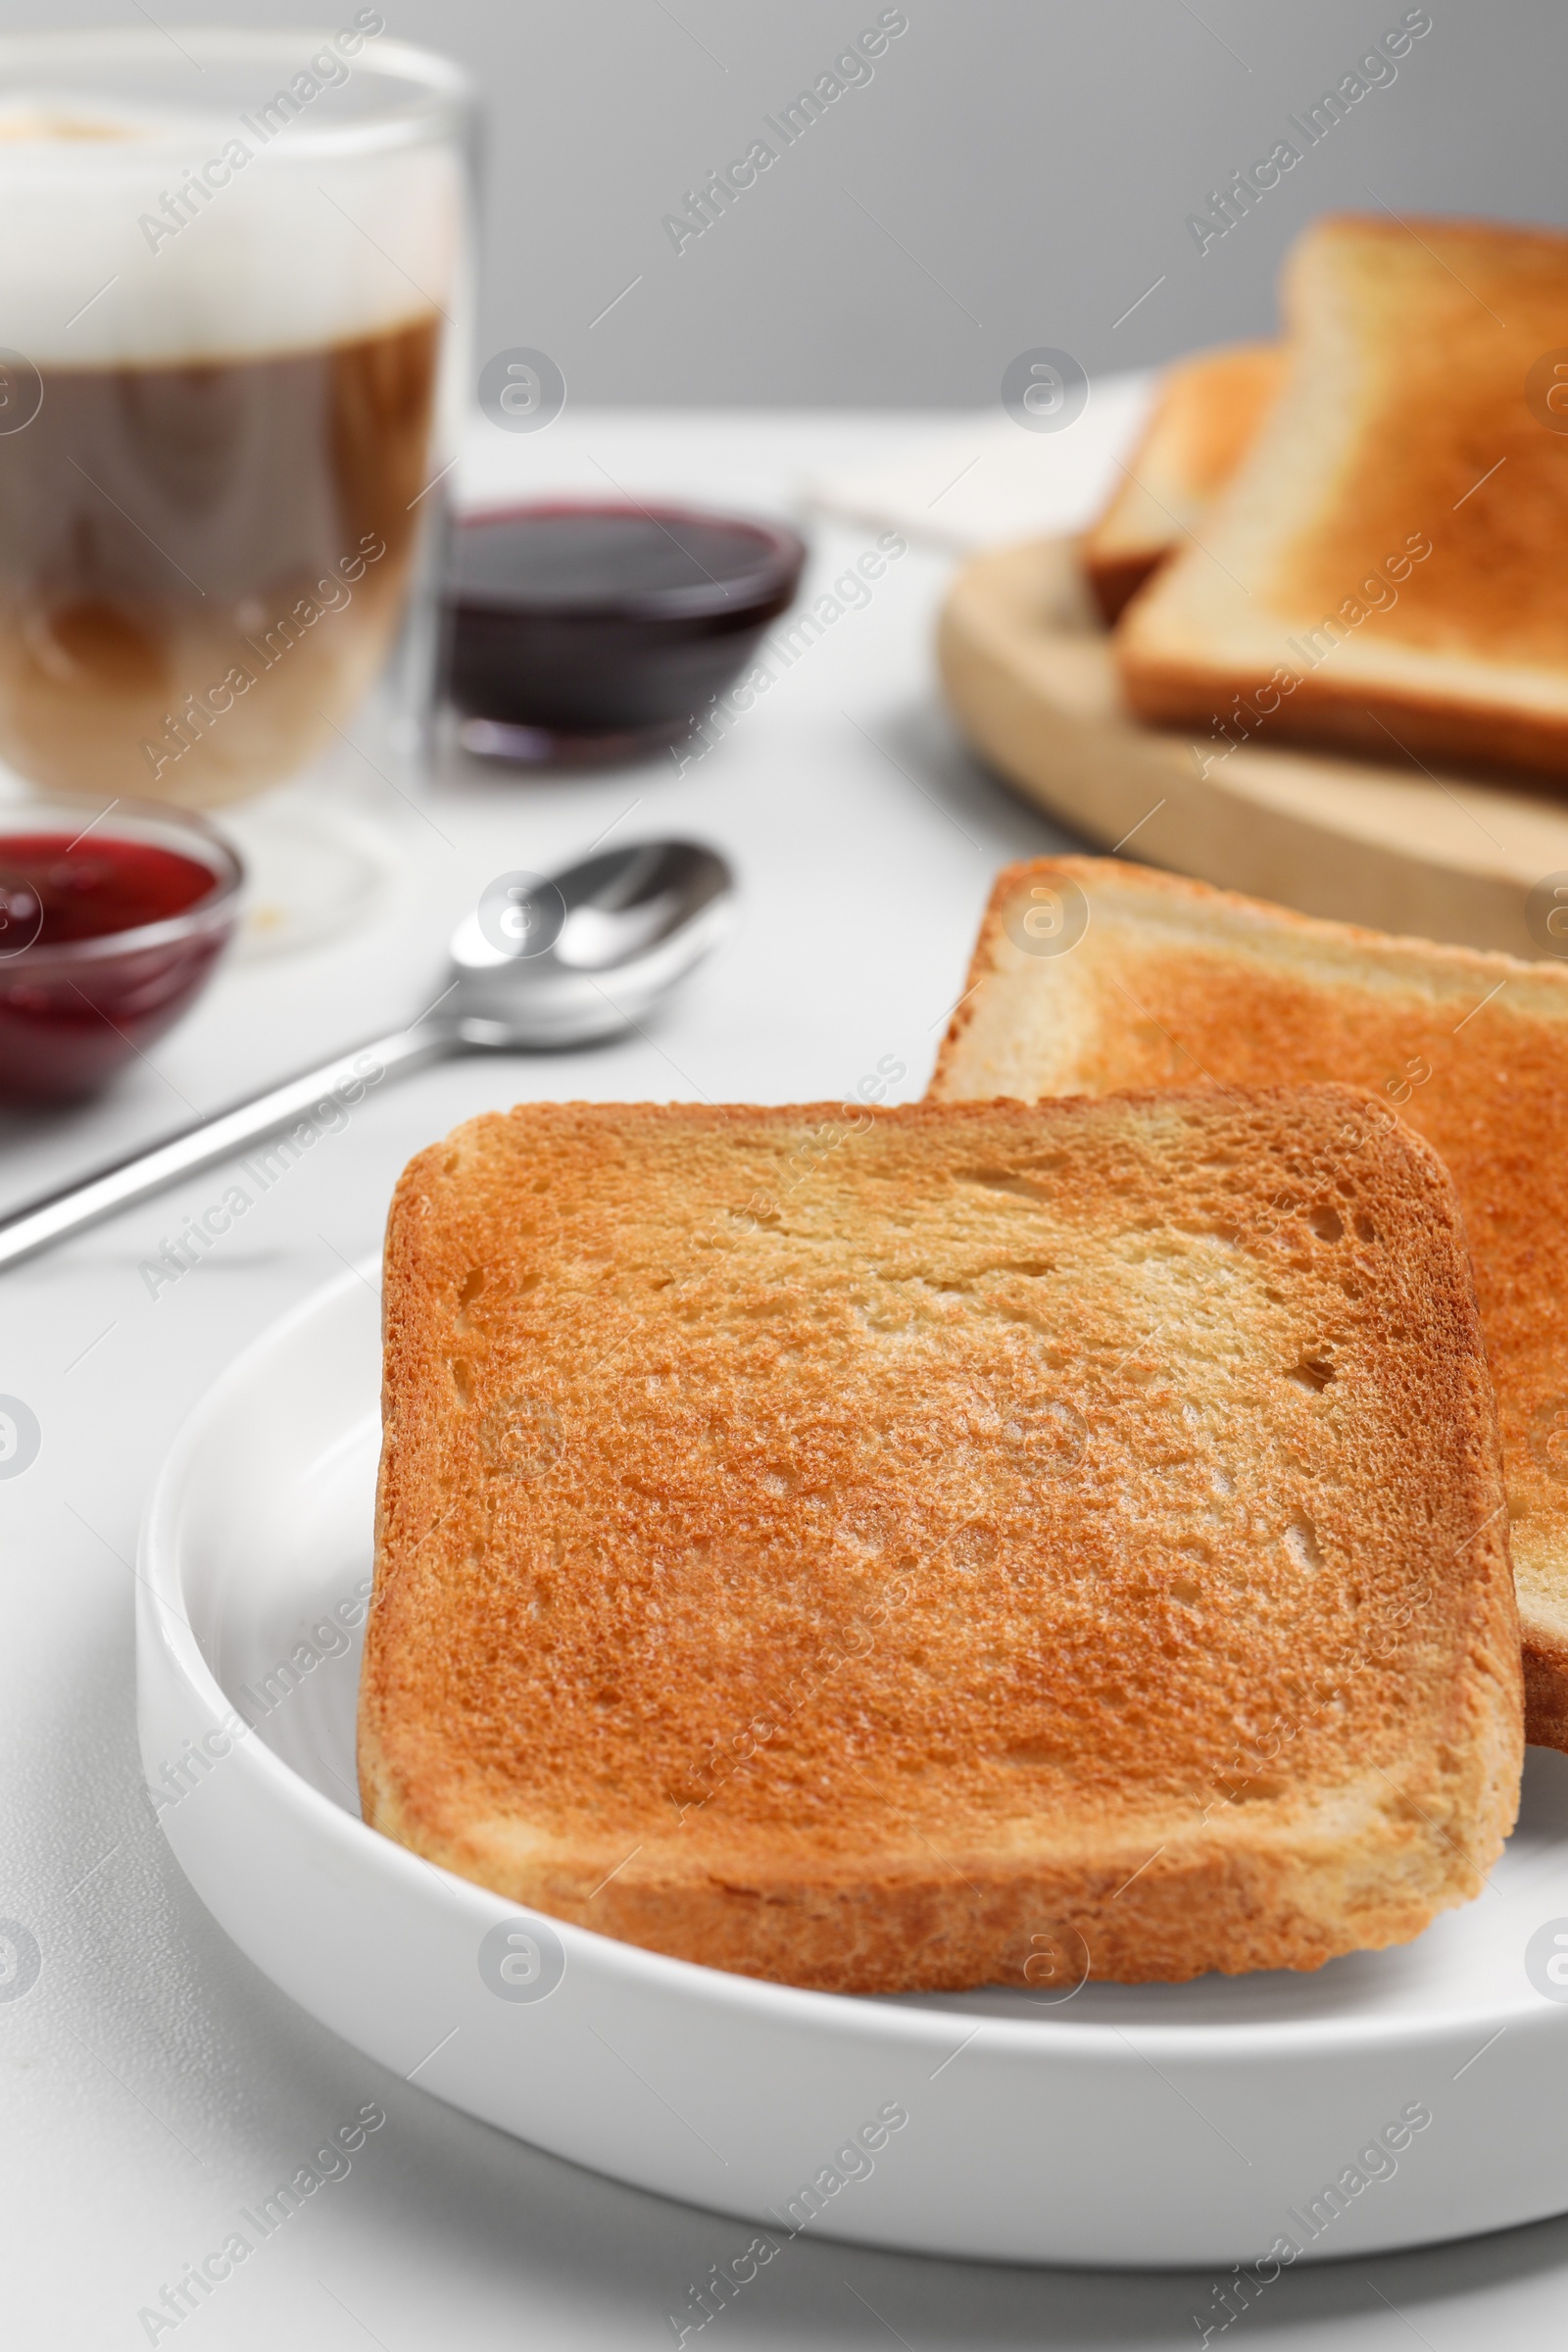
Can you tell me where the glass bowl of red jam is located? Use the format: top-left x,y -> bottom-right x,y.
0,796 -> 242,1102
443,501 -> 808,766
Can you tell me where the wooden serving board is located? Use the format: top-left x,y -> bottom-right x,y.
937,534 -> 1568,956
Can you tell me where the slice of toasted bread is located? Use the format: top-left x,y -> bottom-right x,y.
933,856 -> 1568,1745
1116,215 -> 1568,779
1081,342 -> 1283,623
361,1097 -> 1519,1991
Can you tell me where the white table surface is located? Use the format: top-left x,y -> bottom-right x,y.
4,408 -> 1567,2350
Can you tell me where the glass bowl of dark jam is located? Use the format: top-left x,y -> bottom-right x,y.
443,501 -> 808,766
0,796 -> 242,1102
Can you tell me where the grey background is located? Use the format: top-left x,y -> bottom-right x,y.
4,0 -> 1564,404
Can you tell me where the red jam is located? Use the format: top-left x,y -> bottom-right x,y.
0,832 -> 233,1102
0,835 -> 215,946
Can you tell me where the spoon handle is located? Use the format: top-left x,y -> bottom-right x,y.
0,1022 -> 451,1273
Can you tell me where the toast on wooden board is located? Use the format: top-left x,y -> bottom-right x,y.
1081,342 -> 1283,624
361,1097 -> 1519,1990
1116,215 -> 1568,781
933,855 -> 1568,1746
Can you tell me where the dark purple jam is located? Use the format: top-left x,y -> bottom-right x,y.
444,502 -> 806,763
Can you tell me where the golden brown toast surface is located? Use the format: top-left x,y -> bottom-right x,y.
934,857 -> 1568,1740
362,1097 -> 1519,1991
1082,342 -> 1282,622
1116,215 -> 1568,778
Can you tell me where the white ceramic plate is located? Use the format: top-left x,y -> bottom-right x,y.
138,1268 -> 1568,2268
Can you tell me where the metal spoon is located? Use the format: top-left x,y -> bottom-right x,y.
0,837 -> 734,1272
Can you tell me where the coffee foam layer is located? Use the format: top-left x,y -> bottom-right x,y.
0,103 -> 464,364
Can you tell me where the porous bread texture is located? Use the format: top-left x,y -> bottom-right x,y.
934,856 -> 1568,1745
1082,342 -> 1282,623
361,1096 -> 1520,1992
1116,215 -> 1568,779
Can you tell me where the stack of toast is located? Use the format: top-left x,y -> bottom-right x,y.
357,207 -> 1568,1998
1082,214 -> 1568,782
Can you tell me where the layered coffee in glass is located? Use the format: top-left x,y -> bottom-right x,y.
0,26 -> 470,938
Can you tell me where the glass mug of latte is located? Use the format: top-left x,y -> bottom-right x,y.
0,25 -> 469,906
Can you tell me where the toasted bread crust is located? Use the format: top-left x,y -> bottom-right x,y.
1123,650 -> 1568,783
1116,215 -> 1568,780
362,1096 -> 1519,1990
934,857 -> 1568,1744
1082,342 -> 1282,623
1524,1646 -> 1568,1750
1082,545 -> 1164,629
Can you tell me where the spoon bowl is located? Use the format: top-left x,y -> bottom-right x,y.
443,840 -> 734,1047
